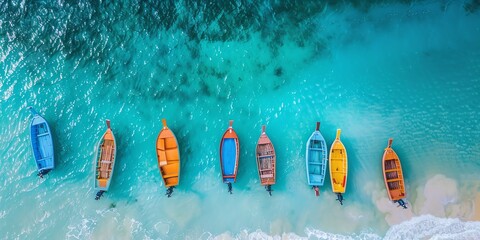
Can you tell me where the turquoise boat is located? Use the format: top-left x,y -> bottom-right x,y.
219,120 -> 239,194
27,107 -> 55,178
305,122 -> 327,196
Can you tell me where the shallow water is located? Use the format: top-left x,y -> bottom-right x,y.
1,0 -> 480,239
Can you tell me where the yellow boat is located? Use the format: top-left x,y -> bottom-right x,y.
329,129 -> 347,205
156,119 -> 180,197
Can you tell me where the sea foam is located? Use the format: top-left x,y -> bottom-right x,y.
206,215 -> 480,240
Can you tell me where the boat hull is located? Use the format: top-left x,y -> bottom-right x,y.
94,121 -> 117,192
306,123 -> 327,187
329,129 -> 348,194
156,119 -> 180,188
382,138 -> 406,201
256,126 -> 276,186
220,121 -> 239,183
29,110 -> 55,174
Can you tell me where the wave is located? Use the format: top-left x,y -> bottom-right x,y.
63,214 -> 480,239
383,215 -> 480,240
205,215 -> 480,240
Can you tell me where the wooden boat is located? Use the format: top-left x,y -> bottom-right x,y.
156,119 -> 180,197
256,125 -> 276,196
329,129 -> 348,205
94,120 -> 116,200
219,120 -> 239,194
382,138 -> 407,209
27,107 -> 54,178
305,122 -> 327,196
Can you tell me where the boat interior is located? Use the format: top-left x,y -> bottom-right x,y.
97,133 -> 115,186
222,138 -> 237,176
157,136 -> 180,186
31,123 -> 53,169
384,158 -> 405,199
257,143 -> 275,179
330,148 -> 346,189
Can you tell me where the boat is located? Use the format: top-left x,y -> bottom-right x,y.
329,129 -> 348,205
382,138 -> 407,209
27,107 -> 55,178
256,125 -> 276,196
94,120 -> 117,200
305,122 -> 327,196
156,119 -> 180,197
219,120 -> 239,194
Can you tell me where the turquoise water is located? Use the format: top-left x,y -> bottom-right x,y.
1,0 -> 480,239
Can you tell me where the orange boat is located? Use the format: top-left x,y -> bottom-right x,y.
256,125 -> 276,196
382,138 -> 407,209
219,120 -> 239,194
156,119 -> 180,197
94,120 -> 117,200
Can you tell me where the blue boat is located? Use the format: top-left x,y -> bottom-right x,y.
219,120 -> 239,194
305,122 -> 327,196
27,107 -> 55,177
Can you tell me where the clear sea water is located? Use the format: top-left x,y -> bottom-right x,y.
1,1 -> 480,239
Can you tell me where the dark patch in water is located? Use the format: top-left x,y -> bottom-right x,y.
189,45 -> 200,59
1,0 -> 428,101
110,202 -> 116,208
137,1 -> 177,32
2,0 -> 420,58
180,74 -> 188,85
274,67 -> 283,77
197,64 -> 226,81
199,80 -> 211,97
465,0 -> 480,13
